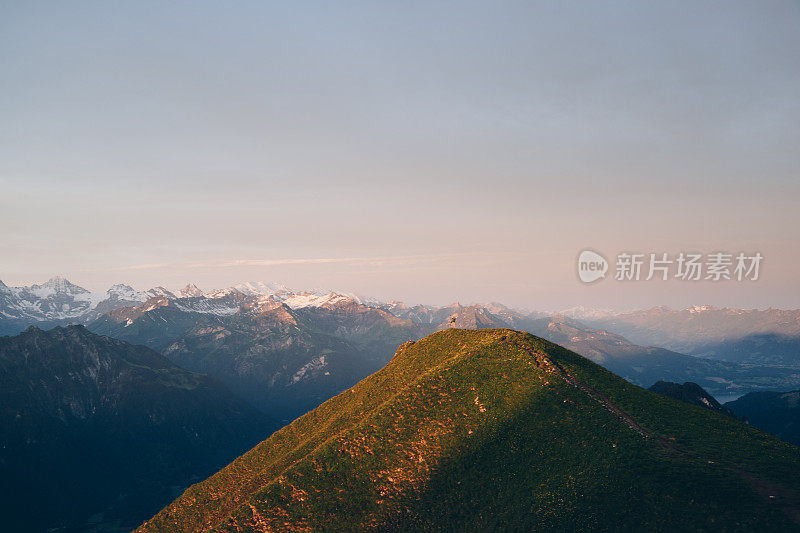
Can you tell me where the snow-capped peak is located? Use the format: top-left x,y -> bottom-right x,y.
283,291 -> 353,309
232,281 -> 291,299
179,283 -> 204,298
107,284 -> 148,302
32,276 -> 88,297
206,287 -> 244,299
145,286 -> 176,299
687,305 -> 719,314
292,287 -> 381,306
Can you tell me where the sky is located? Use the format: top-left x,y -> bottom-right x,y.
1,1 -> 799,311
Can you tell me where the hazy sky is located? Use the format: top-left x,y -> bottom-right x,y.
2,1 -> 799,310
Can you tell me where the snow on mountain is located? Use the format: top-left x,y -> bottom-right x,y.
204,282 -> 378,308
379,301 -> 445,324
282,292 -> 353,309
232,281 -> 291,299
206,287 -> 245,299
28,276 -> 89,298
0,278 -> 155,329
178,283 -> 205,298
140,297 -> 171,314
347,293 -> 384,307
6,277 -> 101,320
295,287 -> 385,307
145,286 -> 177,299
686,305 -> 720,314
174,298 -> 241,316
106,284 -> 149,302
126,285 -> 248,316
0,277 -> 409,332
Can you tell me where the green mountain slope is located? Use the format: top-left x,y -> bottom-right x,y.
138,329 -> 800,532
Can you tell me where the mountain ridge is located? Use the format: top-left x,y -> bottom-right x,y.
138,328 -> 800,532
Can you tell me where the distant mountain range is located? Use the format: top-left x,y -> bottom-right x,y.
3,278 -> 799,413
89,291 -> 797,419
0,278 -> 381,333
527,316 -> 800,399
138,329 -> 800,531
0,276 -> 165,334
584,305 -> 800,367
0,325 -> 276,532
86,288 -> 426,421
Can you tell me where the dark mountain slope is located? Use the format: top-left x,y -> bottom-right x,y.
138,329 -> 800,532
727,391 -> 800,446
89,296 -> 209,351
89,296 -> 423,421
0,325 -> 277,532
648,380 -> 737,417
292,298 -> 422,365
692,333 -> 800,367
163,302 -> 376,421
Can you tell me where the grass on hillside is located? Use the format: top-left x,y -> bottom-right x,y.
138,329 -> 800,532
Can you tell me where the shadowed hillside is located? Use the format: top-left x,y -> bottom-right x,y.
0,325 -> 277,532
727,390 -> 800,446
649,380 -> 737,418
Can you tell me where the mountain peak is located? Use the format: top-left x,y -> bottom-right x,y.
232,281 -> 291,298
179,283 -> 204,298
146,286 -> 176,299
282,291 -> 354,309
206,287 -> 244,299
687,304 -> 720,314
36,276 -> 88,295
106,284 -> 146,301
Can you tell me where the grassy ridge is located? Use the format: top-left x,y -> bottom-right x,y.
138,329 -> 800,532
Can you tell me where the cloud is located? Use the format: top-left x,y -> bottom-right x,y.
93,254 -> 455,272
